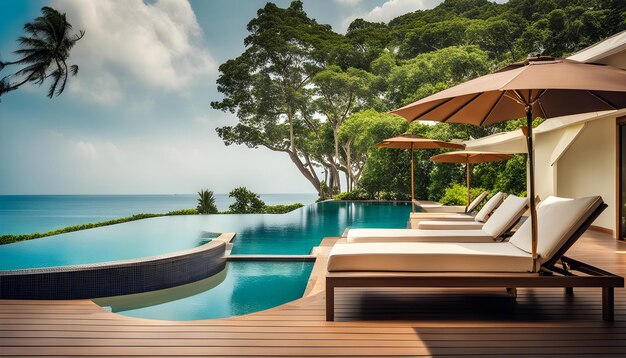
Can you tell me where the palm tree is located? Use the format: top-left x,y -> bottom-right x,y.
0,7 -> 85,99
197,189 -> 218,214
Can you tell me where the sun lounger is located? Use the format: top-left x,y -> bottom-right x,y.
326,196 -> 623,321
413,192 -> 505,228
347,194 -> 525,243
410,192 -> 503,223
416,191 -> 489,214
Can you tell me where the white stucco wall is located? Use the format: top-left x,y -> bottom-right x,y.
533,129 -> 563,201
555,116 -> 617,234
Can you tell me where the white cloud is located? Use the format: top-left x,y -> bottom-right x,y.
334,0 -> 363,6
339,0 -> 443,32
52,0 -> 217,105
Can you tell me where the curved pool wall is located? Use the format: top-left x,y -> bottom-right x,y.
0,233 -> 234,300
0,201 -> 412,270
95,261 -> 314,321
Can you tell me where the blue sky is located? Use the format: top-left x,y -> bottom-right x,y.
0,0 -> 467,194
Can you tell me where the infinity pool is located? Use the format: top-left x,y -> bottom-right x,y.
95,261 -> 313,321
0,201 -> 412,270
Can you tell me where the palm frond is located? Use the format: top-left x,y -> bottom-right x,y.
46,68 -> 63,98
2,6 -> 84,100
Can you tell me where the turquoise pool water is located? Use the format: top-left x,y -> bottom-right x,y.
95,261 -> 313,321
0,201 -> 411,270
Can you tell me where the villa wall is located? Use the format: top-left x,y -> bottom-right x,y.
534,129 -> 563,201
532,116 -> 617,235
556,116 -> 617,234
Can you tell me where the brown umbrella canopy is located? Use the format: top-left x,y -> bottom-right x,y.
430,151 -> 513,164
430,151 -> 512,209
376,134 -> 465,212
392,57 -> 626,125
377,134 -> 465,150
391,56 -> 626,272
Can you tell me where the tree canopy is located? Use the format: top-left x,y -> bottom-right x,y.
212,0 -> 625,200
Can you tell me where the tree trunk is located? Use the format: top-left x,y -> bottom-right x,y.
286,150 -> 322,197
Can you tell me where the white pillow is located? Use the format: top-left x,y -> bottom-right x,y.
481,195 -> 528,238
509,196 -> 603,263
474,192 -> 505,223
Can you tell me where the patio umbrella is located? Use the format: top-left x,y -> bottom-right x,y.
377,134 -> 465,212
430,151 -> 512,210
391,56 -> 626,271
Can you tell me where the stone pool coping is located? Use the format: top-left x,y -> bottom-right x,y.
0,233 -> 236,300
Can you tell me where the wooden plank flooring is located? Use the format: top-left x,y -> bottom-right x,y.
2,230 -> 626,356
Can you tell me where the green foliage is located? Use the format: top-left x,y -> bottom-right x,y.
0,7 -> 85,100
197,189 -> 218,214
261,203 -> 304,214
334,189 -> 372,200
439,184 -> 487,206
0,213 -> 162,245
168,208 -> 199,215
228,187 -> 266,213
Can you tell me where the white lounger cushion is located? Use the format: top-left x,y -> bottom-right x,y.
466,191 -> 489,213
327,242 -> 531,272
410,213 -> 475,222
509,195 -> 603,264
349,194 -> 527,243
416,192 -> 506,229
480,194 -> 528,237
417,221 -> 485,230
473,192 -> 505,222
347,228 -> 495,243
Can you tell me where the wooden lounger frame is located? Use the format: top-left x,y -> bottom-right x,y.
326,203 -> 624,321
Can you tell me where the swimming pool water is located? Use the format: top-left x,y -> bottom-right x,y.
94,261 -> 313,321
0,201 -> 412,270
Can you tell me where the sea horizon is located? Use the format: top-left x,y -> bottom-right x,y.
0,193 -> 319,235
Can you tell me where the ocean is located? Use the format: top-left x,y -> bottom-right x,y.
0,194 -> 318,235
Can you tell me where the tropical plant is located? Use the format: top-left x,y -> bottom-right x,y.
197,189 -> 218,214
228,187 -> 265,213
0,7 -> 85,99
439,184 -> 488,206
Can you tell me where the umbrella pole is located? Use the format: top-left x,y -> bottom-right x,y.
525,107 -> 539,272
466,159 -> 470,213
411,144 -> 415,213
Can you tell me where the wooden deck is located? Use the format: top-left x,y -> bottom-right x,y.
2,230 -> 626,356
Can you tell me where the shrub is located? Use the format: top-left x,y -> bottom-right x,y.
261,203 -> 304,214
439,184 -> 487,206
228,187 -> 265,213
168,208 -> 199,215
197,189 -> 218,214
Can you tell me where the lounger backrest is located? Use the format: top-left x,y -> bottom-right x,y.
466,191 -> 489,213
509,196 -> 603,263
481,194 -> 528,238
473,192 -> 504,223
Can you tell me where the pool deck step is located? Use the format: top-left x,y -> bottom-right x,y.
226,254 -> 316,262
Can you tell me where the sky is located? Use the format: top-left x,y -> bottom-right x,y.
0,0 -> 485,195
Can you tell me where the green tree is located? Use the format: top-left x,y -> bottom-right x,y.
197,189 -> 218,214
0,7 -> 85,99
383,46 -> 492,109
337,109 -> 408,191
211,1 -> 350,198
311,65 -> 377,192
345,18 -> 391,70
228,187 -> 265,213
